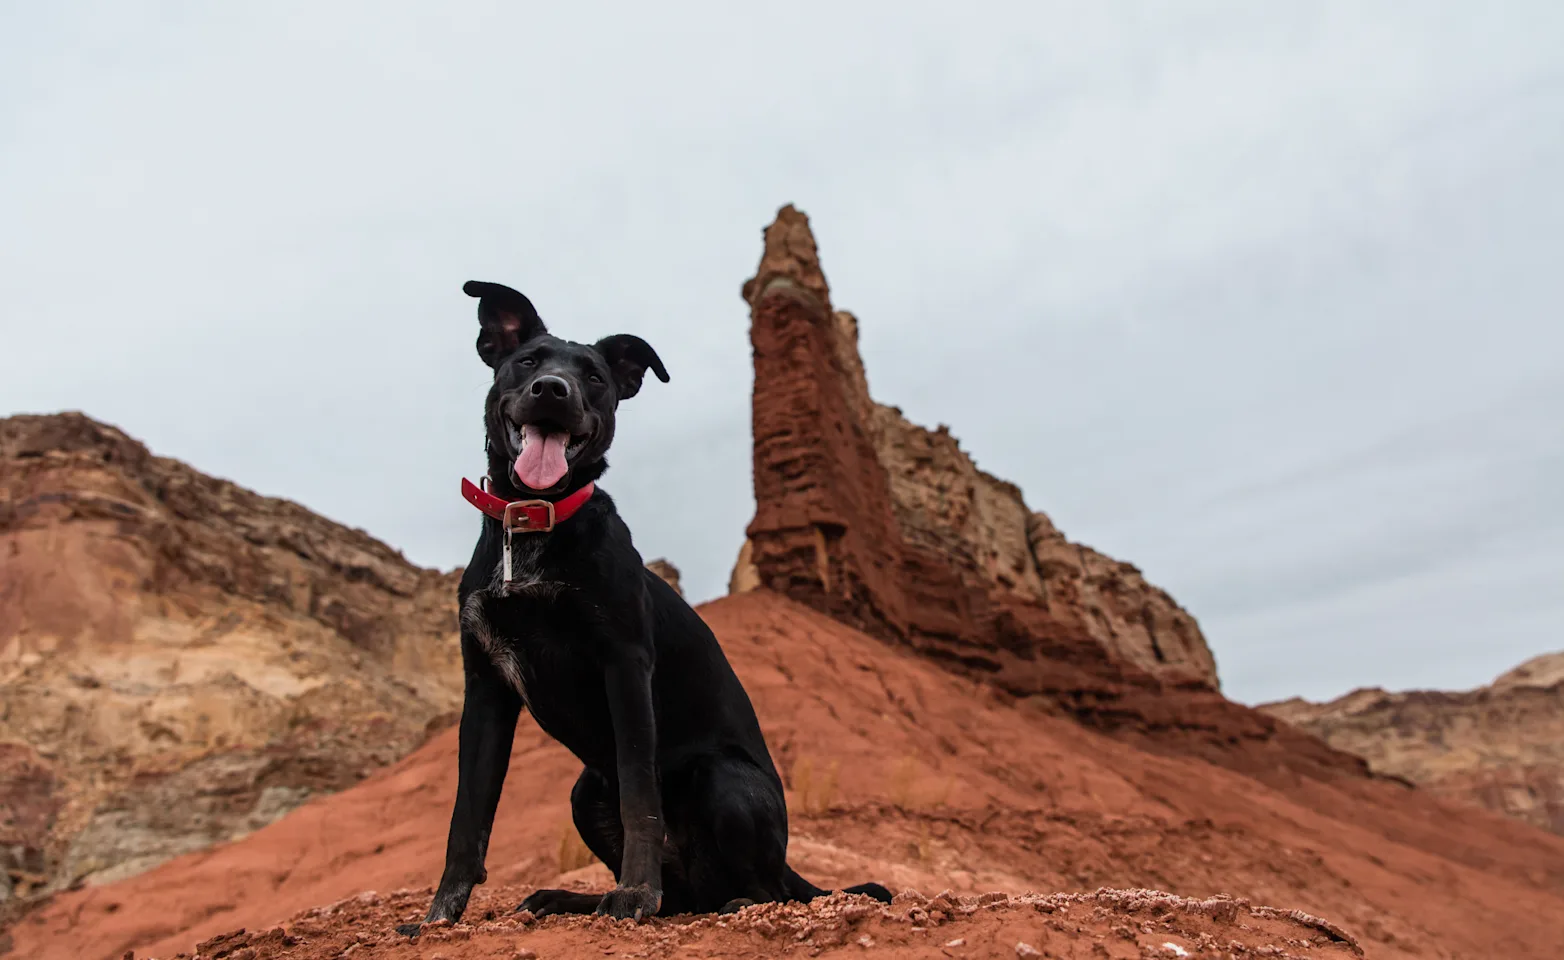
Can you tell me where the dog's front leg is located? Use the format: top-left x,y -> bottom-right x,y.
401,661 -> 522,934
595,651 -> 664,921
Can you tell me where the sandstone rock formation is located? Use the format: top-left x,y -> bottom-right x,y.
724,206 -> 1357,782
1262,651 -> 1564,834
0,413 -> 466,906
731,206 -> 1215,691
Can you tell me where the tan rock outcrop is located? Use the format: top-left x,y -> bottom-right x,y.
1261,652 -> 1564,834
728,539 -> 760,595
644,558 -> 683,597
1025,513 -> 1216,685
0,413 -> 465,903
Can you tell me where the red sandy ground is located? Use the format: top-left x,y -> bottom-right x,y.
162,888 -> 1365,960
10,593 -> 1564,959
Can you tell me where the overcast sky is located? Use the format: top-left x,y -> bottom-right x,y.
3,2 -> 1560,705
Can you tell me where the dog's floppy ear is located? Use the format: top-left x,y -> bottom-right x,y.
593,335 -> 669,401
464,281 -> 547,368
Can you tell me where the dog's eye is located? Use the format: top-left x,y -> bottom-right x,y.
588,374 -> 604,385
518,357 -> 536,368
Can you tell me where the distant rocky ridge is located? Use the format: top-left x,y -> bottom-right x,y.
0,413 -> 468,906
1262,652 -> 1564,834
727,205 -> 1360,778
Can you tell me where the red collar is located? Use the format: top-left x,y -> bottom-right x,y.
460,477 -> 596,533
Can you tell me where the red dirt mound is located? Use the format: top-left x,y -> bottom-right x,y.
12,592 -> 1564,960
157,888 -> 1365,960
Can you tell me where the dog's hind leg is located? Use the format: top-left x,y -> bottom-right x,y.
781,865 -> 828,901
669,756 -> 792,914
515,767 -> 626,918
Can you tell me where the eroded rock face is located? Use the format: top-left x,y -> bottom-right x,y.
1025,512 -> 1216,685
0,413 -> 465,902
1262,653 -> 1564,834
726,206 -> 1368,783
739,207 -> 912,647
732,205 -> 1218,690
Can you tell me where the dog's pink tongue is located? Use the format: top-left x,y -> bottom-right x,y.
515,424 -> 570,490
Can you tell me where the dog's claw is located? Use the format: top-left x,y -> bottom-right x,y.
394,923 -> 422,938
595,883 -> 661,921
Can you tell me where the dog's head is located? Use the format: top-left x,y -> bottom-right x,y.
466,280 -> 668,495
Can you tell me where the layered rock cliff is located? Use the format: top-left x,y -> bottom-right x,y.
0,413 -> 466,905
728,206 -> 1362,778
730,210 -> 1213,691
852,322 -> 1215,688
730,206 -> 1216,687
1262,652 -> 1564,834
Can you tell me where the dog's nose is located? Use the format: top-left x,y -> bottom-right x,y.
530,375 -> 571,400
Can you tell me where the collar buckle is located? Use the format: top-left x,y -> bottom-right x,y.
503,498 -> 556,534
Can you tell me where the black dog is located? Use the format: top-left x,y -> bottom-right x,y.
401,281 -> 891,933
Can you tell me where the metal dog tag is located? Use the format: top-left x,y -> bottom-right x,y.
502,530 -> 513,584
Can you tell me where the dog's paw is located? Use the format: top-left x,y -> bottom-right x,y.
516,888 -> 602,918
843,881 -> 894,903
595,883 -> 662,921
394,923 -> 423,938
719,897 -> 757,915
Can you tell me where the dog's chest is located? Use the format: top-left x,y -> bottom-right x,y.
461,559 -> 612,749
487,536 -> 562,599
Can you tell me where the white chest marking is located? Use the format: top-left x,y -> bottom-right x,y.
461,541 -> 569,696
